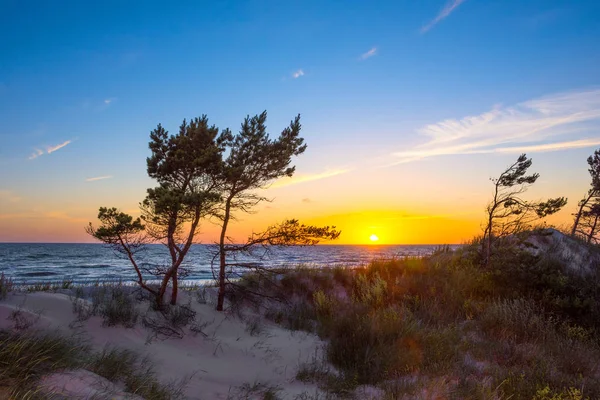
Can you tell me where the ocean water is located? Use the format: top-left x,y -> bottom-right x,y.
0,243 -> 454,284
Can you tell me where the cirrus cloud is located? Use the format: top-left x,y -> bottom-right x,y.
360,47 -> 377,60
421,0 -> 467,34
271,168 -> 352,188
391,88 -> 600,165
86,175 -> 113,182
29,140 -> 72,160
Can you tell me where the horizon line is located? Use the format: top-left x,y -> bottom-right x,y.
0,241 -> 462,246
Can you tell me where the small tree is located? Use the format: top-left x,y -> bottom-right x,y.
87,117 -> 227,307
482,154 -> 567,265
215,111 -> 330,311
571,149 -> 600,236
576,201 -> 600,244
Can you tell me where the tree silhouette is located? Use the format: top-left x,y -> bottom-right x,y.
578,201 -> 600,244
87,117 -> 227,307
215,111 -> 321,311
482,154 -> 567,266
571,149 -> 600,237
87,112 -> 339,310
214,219 -> 340,305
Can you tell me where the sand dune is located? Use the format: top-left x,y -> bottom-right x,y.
0,289 -> 323,399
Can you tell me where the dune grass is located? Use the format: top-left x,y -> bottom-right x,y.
230,242 -> 600,399
0,328 -> 187,399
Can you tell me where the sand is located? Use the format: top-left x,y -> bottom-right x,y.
0,288 -> 325,399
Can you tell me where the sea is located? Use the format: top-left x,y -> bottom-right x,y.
0,243 -> 455,284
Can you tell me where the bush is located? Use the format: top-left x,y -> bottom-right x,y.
480,299 -> 555,343
483,237 -> 600,330
230,252 -> 600,399
94,285 -> 140,327
71,284 -> 140,328
325,306 -> 420,384
90,347 -> 187,399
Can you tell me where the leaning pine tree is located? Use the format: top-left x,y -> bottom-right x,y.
87,117 -> 228,307
214,111 -> 340,311
571,148 -> 600,237
482,153 -> 567,266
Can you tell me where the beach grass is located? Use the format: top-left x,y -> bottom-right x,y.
228,242 -> 600,399
2,232 -> 600,399
0,328 -> 187,399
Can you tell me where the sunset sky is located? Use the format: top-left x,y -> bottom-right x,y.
1,0 -> 600,244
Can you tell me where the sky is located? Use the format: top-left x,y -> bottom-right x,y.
1,0 -> 599,244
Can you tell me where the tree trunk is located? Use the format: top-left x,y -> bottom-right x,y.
216,199 -> 232,311
572,192 -> 592,236
484,211 -> 494,267
156,291 -> 164,309
485,233 -> 492,267
481,226 -> 488,265
157,268 -> 176,310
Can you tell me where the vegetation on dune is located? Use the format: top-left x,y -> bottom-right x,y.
229,237 -> 600,399
482,153 -> 567,266
6,123 -> 600,398
86,111 -> 339,310
0,329 -> 186,399
571,148 -> 600,243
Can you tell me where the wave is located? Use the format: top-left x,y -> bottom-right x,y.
70,264 -> 122,269
17,271 -> 60,277
0,243 -> 453,283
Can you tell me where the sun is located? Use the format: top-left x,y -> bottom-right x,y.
369,234 -> 379,242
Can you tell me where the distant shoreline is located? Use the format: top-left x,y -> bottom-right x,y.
0,242 -> 463,246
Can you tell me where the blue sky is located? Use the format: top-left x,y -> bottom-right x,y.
1,0 -> 599,243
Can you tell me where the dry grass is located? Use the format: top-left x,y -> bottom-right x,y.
0,328 -> 187,399
230,242 -> 600,399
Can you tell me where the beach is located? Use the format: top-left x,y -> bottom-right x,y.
0,286 -> 328,399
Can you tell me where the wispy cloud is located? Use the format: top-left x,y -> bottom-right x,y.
421,0 -> 467,34
391,88 -> 600,164
292,69 -> 304,79
86,175 -> 113,182
271,168 -> 352,188
28,140 -> 72,160
47,140 -> 71,154
360,47 -> 377,60
28,149 -> 44,160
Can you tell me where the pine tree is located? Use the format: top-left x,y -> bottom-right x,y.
482,154 -> 567,265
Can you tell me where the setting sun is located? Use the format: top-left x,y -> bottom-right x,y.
369,234 -> 379,242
